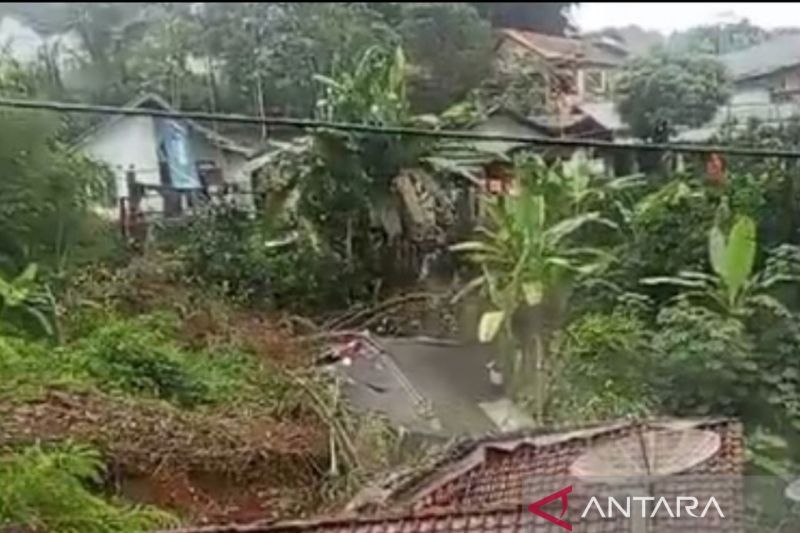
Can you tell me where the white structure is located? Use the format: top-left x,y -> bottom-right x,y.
75,93 -> 253,218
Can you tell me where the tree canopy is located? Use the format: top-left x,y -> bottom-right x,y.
615,52 -> 731,140
0,2 -> 584,119
666,19 -> 770,55
471,3 -> 576,35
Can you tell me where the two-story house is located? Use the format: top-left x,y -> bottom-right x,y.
493,28 -> 629,107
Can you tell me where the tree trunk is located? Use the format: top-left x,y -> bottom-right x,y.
511,287 -> 571,424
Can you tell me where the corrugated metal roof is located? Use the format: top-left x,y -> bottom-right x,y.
721,34 -> 800,80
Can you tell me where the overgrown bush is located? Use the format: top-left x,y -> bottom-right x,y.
0,442 -> 174,532
626,179 -> 719,280
1,313 -> 294,409
549,309 -> 654,422
649,301 -> 754,415
174,204 -> 360,311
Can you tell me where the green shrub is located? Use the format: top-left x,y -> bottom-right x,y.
549,309 -> 654,422
1,313 -> 293,409
0,442 -> 175,533
628,180 -> 719,280
68,314 -> 211,406
649,301 -> 754,416
172,204 -> 359,310
0,335 -> 81,398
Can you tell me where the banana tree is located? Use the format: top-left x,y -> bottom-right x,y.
451,185 -> 617,422
0,263 -> 56,340
641,216 -> 797,318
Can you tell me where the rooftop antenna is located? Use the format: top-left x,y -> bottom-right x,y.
571,422 -> 721,533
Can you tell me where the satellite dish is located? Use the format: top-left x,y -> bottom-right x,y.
570,427 -> 721,533
786,478 -> 800,502
570,428 -> 721,480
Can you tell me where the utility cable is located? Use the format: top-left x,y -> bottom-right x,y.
1,97 -> 799,159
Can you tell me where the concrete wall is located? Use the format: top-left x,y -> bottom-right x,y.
81,116 -> 252,215
80,116 -> 165,218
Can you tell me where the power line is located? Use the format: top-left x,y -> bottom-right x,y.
1,96 -> 800,159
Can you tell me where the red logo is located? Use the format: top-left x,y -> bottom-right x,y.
528,486 -> 573,531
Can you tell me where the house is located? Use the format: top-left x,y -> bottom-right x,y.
677,34 -> 800,141
585,25 -> 664,57
722,33 -> 800,105
165,418 -> 745,532
463,106 -> 629,185
76,93 -> 255,220
494,29 -> 628,106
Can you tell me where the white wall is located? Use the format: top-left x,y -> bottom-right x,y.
730,87 -> 771,106
82,115 -> 252,215
81,116 -> 161,198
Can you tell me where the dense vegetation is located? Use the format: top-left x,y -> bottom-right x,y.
0,2 -> 573,116
2,2 -> 800,531
615,52 -> 731,139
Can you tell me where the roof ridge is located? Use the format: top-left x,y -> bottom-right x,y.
347,416 -> 738,511
160,502 -> 533,533
72,92 -> 252,156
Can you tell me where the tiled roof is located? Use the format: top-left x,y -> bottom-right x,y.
163,418 -> 744,533
353,418 -> 743,511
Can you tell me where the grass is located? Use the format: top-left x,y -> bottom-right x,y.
0,312 -> 295,409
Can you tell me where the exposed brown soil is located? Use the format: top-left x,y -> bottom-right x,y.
0,389 -> 328,524
49,254 -> 406,525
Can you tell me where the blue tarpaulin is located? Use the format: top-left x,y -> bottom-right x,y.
156,118 -> 200,190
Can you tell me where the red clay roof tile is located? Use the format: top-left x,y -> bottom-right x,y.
163,418 -> 744,533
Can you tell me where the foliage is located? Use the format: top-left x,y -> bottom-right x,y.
0,60 -> 115,276
454,168 -> 618,343
667,19 -> 770,55
0,442 -> 175,533
395,3 -> 492,112
177,204 -> 362,310
0,263 -> 56,339
615,52 -> 731,139
0,312 -> 291,408
714,117 -> 800,248
7,2 -> 505,117
200,3 -> 397,117
452,156 -> 623,420
649,301 -> 755,415
642,216 -> 798,319
290,44 -> 475,288
471,3 -> 576,34
126,3 -> 207,108
622,179 -> 719,282
315,46 -> 410,124
549,309 -> 654,422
